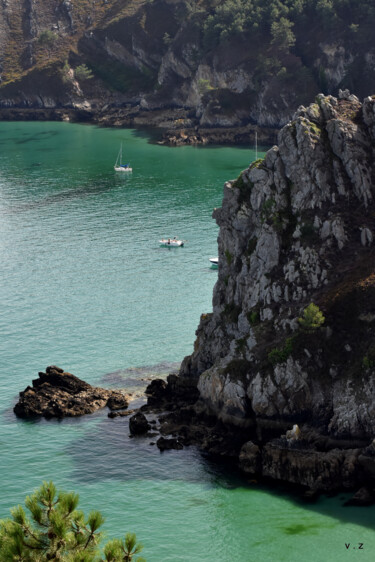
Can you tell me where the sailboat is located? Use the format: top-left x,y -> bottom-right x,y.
250,131 -> 258,166
114,143 -> 132,172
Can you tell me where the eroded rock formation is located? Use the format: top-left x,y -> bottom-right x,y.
150,91 -> 375,497
14,365 -> 129,418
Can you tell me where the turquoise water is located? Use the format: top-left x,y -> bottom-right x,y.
0,122 -> 374,561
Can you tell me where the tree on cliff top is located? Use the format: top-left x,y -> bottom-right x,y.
0,481 -> 145,561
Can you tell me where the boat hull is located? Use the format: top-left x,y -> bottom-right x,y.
114,166 -> 132,172
159,239 -> 184,247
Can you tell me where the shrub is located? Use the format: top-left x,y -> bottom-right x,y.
197,78 -> 213,95
224,249 -> 233,265
247,309 -> 260,325
268,337 -> 294,366
75,64 -> 94,81
38,30 -> 57,47
298,303 -> 325,331
162,32 -> 171,46
223,302 -> 241,323
362,356 -> 374,370
37,30 -> 58,60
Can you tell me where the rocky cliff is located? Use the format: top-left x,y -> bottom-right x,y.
1,1 -> 375,144
152,90 -> 375,499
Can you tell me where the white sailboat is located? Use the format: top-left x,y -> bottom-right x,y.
114,143 -> 132,172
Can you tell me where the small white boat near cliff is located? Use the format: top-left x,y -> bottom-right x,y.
114,143 -> 132,172
209,257 -> 218,267
159,238 -> 184,247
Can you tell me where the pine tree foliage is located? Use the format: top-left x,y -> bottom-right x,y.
104,533 -> 145,562
0,481 -> 145,562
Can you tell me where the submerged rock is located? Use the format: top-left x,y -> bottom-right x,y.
156,437 -> 183,451
14,366 -> 129,418
344,486 -> 375,507
129,412 -> 151,435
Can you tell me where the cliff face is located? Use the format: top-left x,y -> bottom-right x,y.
1,0 -> 375,140
177,90 -> 375,494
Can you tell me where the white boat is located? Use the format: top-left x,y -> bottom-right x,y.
114,143 -> 132,172
159,237 -> 184,247
209,257 -> 218,267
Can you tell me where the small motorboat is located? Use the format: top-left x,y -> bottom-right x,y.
159,237 -> 184,247
209,257 -> 218,267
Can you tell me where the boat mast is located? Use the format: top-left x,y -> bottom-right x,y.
115,143 -> 122,167
255,131 -> 258,160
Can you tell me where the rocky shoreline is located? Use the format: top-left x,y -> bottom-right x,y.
0,106 -> 279,147
124,372 -> 374,506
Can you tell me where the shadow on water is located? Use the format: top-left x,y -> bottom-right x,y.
2,178 -> 117,214
58,399 -> 375,533
15,131 -> 60,144
130,126 -> 163,143
5,368 -> 375,533
65,413 -> 375,530
0,131 -> 60,145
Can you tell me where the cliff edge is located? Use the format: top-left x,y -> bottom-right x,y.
155,90 -> 375,498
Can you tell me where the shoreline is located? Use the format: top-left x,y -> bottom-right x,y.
0,106 -> 279,147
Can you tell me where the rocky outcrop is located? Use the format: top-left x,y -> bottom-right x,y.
150,91 -> 375,498
14,365 -> 129,418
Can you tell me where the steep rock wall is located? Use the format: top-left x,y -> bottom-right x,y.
177,90 -> 375,493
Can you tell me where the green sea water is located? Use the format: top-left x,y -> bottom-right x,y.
0,122 -> 374,561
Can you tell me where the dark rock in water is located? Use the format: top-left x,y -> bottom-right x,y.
145,374 -> 199,412
129,412 -> 151,435
156,437 -> 183,451
344,487 -> 375,507
239,441 -> 262,475
108,409 -> 135,419
14,366 -> 129,418
302,489 -> 320,503
106,394 -> 129,411
145,378 -> 168,406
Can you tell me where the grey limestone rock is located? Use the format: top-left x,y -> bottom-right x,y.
173,93 -> 375,494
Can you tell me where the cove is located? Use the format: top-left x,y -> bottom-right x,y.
0,122 -> 374,561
